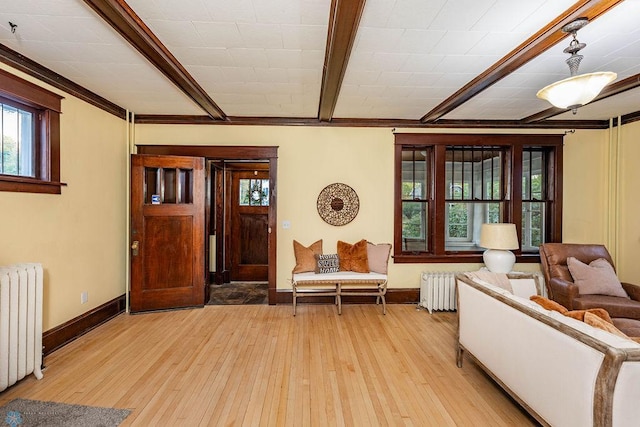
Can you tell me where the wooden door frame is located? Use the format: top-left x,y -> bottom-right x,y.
136,145 -> 278,305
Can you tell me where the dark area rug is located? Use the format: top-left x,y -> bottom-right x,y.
0,398 -> 130,426
208,282 -> 268,305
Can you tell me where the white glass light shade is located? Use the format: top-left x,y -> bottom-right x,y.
536,71 -> 617,110
480,223 -> 519,273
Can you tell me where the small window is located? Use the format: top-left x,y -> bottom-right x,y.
239,178 -> 269,206
1,99 -> 36,178
0,69 -> 63,194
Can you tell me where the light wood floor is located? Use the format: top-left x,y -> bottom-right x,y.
0,304 -> 536,426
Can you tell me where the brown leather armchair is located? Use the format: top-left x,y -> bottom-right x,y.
539,243 -> 640,336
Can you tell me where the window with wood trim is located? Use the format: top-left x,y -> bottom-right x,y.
0,69 -> 63,194
394,134 -> 563,263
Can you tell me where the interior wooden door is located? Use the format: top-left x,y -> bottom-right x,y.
229,170 -> 269,281
130,154 -> 205,312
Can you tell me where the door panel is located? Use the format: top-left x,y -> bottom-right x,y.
230,170 -> 269,281
130,154 -> 205,312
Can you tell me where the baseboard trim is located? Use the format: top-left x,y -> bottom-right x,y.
43,294 -> 126,357
276,288 -> 419,305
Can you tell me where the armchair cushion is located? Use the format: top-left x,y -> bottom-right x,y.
573,295 -> 640,321
583,312 -> 630,340
567,257 -> 629,298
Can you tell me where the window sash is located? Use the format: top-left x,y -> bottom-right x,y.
393,134 -> 563,263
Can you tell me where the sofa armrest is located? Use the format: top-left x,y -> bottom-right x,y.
622,283 -> 640,302
548,278 -> 580,310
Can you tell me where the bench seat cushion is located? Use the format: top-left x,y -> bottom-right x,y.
293,271 -> 387,284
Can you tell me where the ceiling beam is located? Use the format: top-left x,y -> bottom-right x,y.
82,0 -> 226,120
133,114 -> 610,129
420,0 -> 624,124
317,0 -> 367,121
522,73 -> 640,122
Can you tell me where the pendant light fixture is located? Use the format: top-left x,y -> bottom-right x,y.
536,18 -> 616,114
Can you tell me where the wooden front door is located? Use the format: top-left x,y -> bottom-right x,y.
130,154 -> 205,312
229,170 -> 269,281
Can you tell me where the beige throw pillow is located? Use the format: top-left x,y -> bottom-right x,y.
292,239 -> 323,273
567,257 -> 629,298
366,242 -> 392,274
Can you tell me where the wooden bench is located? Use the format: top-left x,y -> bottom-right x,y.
292,271 -> 388,315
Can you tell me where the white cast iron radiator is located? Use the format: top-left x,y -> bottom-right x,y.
0,263 -> 44,391
420,271 -> 459,314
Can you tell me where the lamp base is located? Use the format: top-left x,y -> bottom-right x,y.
483,249 -> 515,273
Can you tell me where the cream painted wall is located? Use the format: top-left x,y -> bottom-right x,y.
618,120 -> 640,284
562,129 -> 609,244
0,65 -> 128,330
135,125 -> 570,292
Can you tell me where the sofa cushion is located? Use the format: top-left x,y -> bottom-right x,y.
315,253 -> 340,274
293,239 -> 323,273
567,257 -> 629,298
530,295 -> 568,314
366,242 -> 391,274
337,239 -> 370,273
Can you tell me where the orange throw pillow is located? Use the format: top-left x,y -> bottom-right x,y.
564,308 -> 613,324
292,239 -> 323,273
337,239 -> 370,273
530,295 -> 568,314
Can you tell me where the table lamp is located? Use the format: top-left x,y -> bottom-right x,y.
479,223 -> 519,273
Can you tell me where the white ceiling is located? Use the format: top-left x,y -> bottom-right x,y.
0,0 -> 638,123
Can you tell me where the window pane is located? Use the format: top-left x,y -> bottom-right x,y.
445,202 -> 502,251
1,103 -> 35,177
402,149 -> 428,200
18,110 -> 34,177
522,202 -> 545,251
261,179 -> 269,206
239,179 -> 250,205
446,146 -> 502,201
402,201 -> 428,252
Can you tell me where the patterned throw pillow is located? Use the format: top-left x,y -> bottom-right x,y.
315,254 -> 340,274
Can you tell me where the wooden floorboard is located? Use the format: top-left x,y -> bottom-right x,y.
0,304 -> 537,426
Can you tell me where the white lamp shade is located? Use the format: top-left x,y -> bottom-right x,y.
536,71 -> 617,109
479,223 -> 519,250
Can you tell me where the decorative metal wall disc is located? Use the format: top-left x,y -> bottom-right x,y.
317,183 -> 359,226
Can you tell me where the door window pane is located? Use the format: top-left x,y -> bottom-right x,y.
239,179 -> 269,206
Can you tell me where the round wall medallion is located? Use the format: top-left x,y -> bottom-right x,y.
317,183 -> 359,226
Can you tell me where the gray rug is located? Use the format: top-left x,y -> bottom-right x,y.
0,399 -> 130,426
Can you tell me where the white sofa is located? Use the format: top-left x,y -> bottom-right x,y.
456,273 -> 640,427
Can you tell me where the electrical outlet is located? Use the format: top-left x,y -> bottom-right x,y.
81,291 -> 88,304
